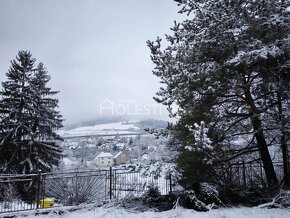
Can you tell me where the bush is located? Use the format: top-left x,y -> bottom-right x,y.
178,190 -> 208,211
142,183 -> 162,206
45,175 -> 106,206
170,183 -> 221,211
218,184 -> 277,206
141,183 -> 176,211
0,183 -> 18,207
274,190 -> 290,208
199,182 -> 222,205
258,189 -> 290,208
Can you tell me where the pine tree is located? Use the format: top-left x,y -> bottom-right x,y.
0,51 -> 63,175
148,0 -> 290,187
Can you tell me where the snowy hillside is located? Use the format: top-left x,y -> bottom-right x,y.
58,122 -> 140,138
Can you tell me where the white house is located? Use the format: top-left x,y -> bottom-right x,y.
116,143 -> 126,150
95,152 -> 114,167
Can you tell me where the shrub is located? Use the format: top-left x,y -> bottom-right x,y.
179,190 -> 208,211
218,184 -> 277,206
142,182 -> 162,205
141,182 -> 176,211
45,174 -> 106,206
199,182 -> 222,205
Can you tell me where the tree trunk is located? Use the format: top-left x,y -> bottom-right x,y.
251,116 -> 278,187
277,91 -> 290,187
244,85 -> 278,187
281,133 -> 290,187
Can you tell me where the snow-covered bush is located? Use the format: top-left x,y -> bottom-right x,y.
178,190 -> 208,212
218,183 -> 277,206
141,182 -> 176,211
171,183 -> 221,211
274,190 -> 290,208
177,148 -> 215,190
0,183 -> 18,208
259,189 -> 290,208
199,182 -> 222,206
45,175 -> 105,206
142,182 -> 162,205
140,163 -> 162,179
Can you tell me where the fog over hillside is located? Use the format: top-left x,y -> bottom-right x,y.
64,116 -> 170,131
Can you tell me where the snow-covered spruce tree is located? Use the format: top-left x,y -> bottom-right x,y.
0,51 -> 63,175
174,121 -> 215,190
147,0 -> 290,187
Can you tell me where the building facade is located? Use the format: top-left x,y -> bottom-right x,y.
95,152 -> 114,167
114,150 -> 130,165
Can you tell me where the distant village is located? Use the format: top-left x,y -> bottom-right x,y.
60,134 -> 170,170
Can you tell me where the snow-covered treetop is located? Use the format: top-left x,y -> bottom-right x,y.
185,121 -> 213,152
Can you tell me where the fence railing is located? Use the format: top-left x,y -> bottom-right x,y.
2,162 -> 287,214
0,168 -> 176,214
216,161 -> 288,188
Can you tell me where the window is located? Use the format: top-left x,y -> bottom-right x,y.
108,161 -> 110,163
101,157 -> 104,160
101,161 -> 104,164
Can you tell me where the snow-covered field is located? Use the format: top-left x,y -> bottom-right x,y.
11,206 -> 290,218
58,122 -> 140,138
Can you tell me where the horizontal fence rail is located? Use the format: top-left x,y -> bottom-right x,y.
0,168 -> 176,214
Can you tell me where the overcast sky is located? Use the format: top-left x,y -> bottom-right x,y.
0,0 -> 182,125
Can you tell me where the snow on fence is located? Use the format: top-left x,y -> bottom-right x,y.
0,168 -> 176,214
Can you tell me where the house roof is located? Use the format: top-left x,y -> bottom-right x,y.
95,152 -> 113,158
114,151 -> 123,159
116,143 -> 126,148
141,154 -> 149,160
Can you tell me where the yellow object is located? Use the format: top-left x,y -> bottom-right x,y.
39,198 -> 54,208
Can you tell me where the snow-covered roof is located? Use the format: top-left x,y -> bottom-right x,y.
62,157 -> 74,166
114,151 -> 123,159
116,143 -> 126,148
141,154 -> 149,160
95,152 -> 113,158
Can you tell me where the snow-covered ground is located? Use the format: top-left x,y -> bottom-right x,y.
12,206 -> 290,218
58,122 -> 140,138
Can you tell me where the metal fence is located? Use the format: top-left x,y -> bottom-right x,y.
2,162 -> 287,214
0,168 -> 176,214
0,173 -> 39,213
217,161 -> 287,187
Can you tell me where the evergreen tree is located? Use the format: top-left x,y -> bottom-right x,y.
0,51 -> 63,175
148,0 -> 290,187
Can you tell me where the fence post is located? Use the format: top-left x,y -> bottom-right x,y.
109,167 -> 112,200
42,175 -> 46,206
169,173 -> 172,194
36,170 -> 42,209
